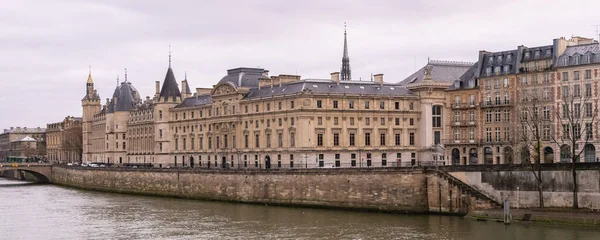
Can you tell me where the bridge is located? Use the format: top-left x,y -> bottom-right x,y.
0,163 -> 53,183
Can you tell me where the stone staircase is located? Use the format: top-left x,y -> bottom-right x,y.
431,169 -> 503,209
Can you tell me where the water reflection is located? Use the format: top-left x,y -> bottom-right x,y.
0,178 -> 598,240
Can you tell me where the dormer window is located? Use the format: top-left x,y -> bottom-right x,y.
563,57 -> 568,66
494,66 -> 501,75
486,67 -> 492,75
497,55 -> 503,62
546,49 -> 552,56
525,51 -> 531,58
574,56 -> 581,65
506,54 -> 512,62
504,65 -> 511,74
584,55 -> 591,63
469,80 -> 475,88
454,81 -> 460,88
534,50 -> 541,58
488,56 -> 494,64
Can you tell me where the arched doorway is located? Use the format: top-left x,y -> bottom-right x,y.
451,148 -> 460,165
543,147 -> 554,163
265,155 -> 271,169
520,147 -> 530,163
560,145 -> 571,162
503,147 -> 514,164
584,144 -> 596,162
483,147 -> 493,164
190,156 -> 195,168
469,148 -> 478,165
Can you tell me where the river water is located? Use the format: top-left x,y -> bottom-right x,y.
0,178 -> 599,240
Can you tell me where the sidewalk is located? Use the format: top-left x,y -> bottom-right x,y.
467,207 -> 600,227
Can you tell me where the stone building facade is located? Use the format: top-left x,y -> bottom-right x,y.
46,116 -> 82,163
0,127 -> 46,162
80,34 -> 600,167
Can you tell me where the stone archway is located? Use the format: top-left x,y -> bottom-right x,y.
469,148 -> 478,165
503,146 -> 514,164
560,145 -> 571,162
543,147 -> 554,163
584,144 -> 596,162
451,148 -> 460,165
483,147 -> 493,164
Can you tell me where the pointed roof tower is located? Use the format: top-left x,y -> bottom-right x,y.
184,71 -> 192,95
87,65 -> 93,84
159,45 -> 181,98
340,22 -> 351,81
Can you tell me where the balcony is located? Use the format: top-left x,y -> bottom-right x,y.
451,120 -> 477,127
481,100 -> 513,108
442,139 -> 478,145
479,138 -> 514,145
451,102 -> 479,109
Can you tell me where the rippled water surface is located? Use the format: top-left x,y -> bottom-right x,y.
1,178 -> 599,240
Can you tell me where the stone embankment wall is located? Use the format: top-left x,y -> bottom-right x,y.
450,170 -> 600,209
52,167 -> 435,213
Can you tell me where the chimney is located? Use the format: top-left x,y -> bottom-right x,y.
374,74 -> 384,84
10,127 -> 14,130
106,98 -> 109,106
155,81 -> 160,98
263,70 -> 269,77
146,96 -> 150,102
181,80 -> 187,98
331,72 -> 340,84
196,88 -> 212,95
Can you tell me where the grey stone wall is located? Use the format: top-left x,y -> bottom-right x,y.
51,167 -> 430,213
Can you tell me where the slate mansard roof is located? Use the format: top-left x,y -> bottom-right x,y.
447,62 -> 479,91
557,43 -> 600,67
480,49 -> 519,77
107,82 -> 141,113
217,67 -> 269,88
398,60 -> 473,86
175,78 -> 414,108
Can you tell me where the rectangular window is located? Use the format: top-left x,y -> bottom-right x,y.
586,83 -> 592,97
395,133 -> 401,146
350,117 -> 355,126
380,133 -> 386,146
365,101 -> 370,109
278,133 -> 283,147
333,100 -> 339,109
409,118 -> 414,126
409,132 -> 415,145
255,134 -> 259,148
351,154 -> 357,167
395,102 -> 400,110
318,117 -> 323,125
290,133 -> 295,147
291,101 -> 294,109
380,101 -> 385,109
291,117 -> 295,126
574,85 -> 581,97
562,72 -> 569,81
563,86 -> 570,98
380,117 -> 385,125
317,100 -> 322,108
317,133 -> 323,146
266,134 -> 271,148
278,101 -> 282,110
365,133 -> 371,146
366,117 -> 370,126
395,118 -> 400,126
585,70 -> 592,80
333,133 -> 339,146
586,103 -> 593,117
349,100 -> 354,109
335,154 -> 341,167
334,117 -> 339,125
349,133 -> 355,146
574,71 -> 580,80
244,135 -> 249,148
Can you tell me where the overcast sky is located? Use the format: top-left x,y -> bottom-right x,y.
1,0 -> 600,129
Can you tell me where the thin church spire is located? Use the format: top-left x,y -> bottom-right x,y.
340,22 -> 351,81
168,44 -> 172,68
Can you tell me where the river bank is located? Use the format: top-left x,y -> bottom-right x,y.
467,208 -> 600,227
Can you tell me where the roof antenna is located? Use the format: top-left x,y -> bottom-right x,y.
185,71 -> 187,80
593,24 -> 600,42
168,43 -> 172,68
124,68 -> 128,82
116,75 -> 120,86
370,73 -> 373,82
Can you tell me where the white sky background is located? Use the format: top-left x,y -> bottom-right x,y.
1,0 -> 599,128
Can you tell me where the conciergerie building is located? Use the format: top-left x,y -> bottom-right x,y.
81,31 -> 600,168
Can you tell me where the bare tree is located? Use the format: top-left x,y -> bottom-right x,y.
63,125 -> 83,162
517,96 -> 547,208
552,84 -> 599,209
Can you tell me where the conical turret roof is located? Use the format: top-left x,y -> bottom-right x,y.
159,67 -> 181,98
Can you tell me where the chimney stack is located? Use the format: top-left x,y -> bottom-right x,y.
263,70 -> 269,77
331,72 -> 340,84
181,80 -> 187,98
155,81 -> 160,99
374,74 -> 384,84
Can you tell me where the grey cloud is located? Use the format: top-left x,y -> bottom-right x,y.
2,0 -> 600,128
